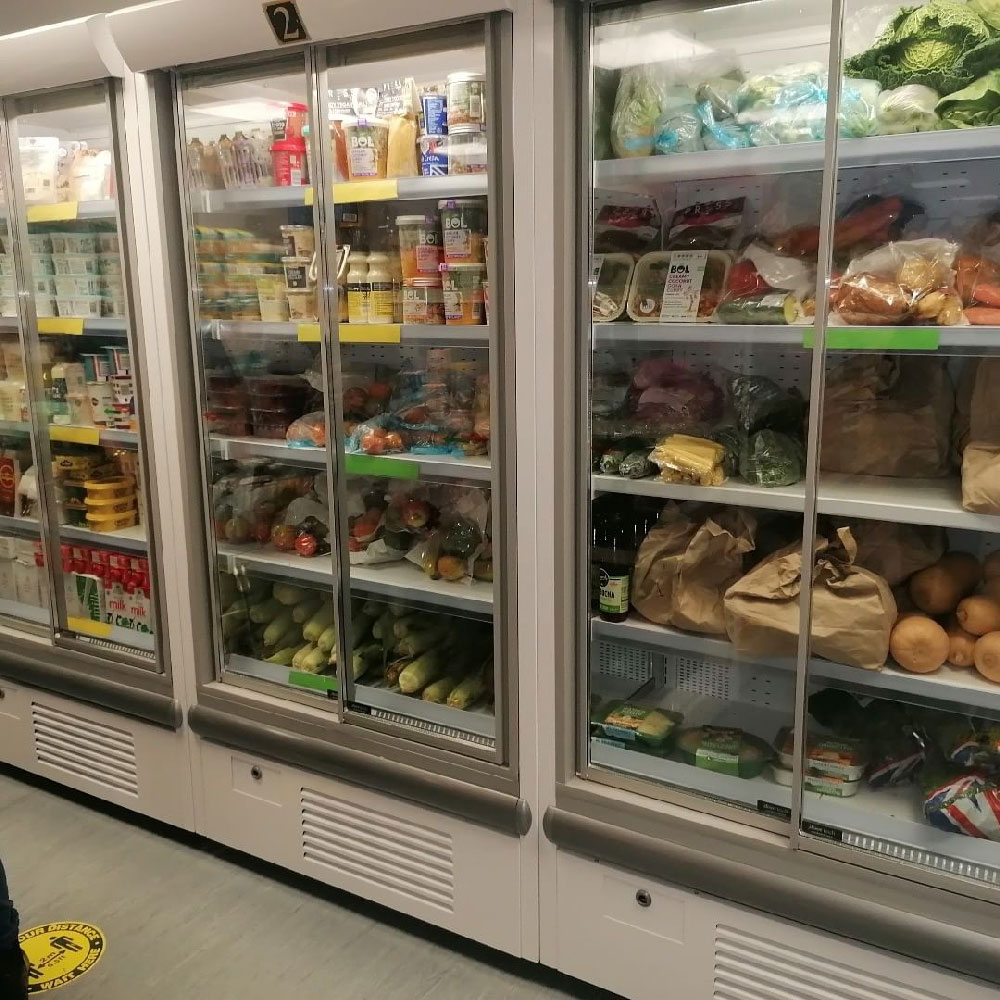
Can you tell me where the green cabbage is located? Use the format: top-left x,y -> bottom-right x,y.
969,0 -> 1000,30
937,68 -> 1000,126
845,0 -> 993,94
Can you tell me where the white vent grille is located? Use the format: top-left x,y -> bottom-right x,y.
300,788 -> 454,911
30,703 -> 138,797
714,925 -> 948,1000
596,639 -> 652,683
675,654 -> 731,701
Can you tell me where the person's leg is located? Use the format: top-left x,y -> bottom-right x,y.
0,857 -> 27,998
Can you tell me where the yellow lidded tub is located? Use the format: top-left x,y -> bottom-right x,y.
85,509 -> 137,533
84,475 -> 135,500
84,495 -> 136,516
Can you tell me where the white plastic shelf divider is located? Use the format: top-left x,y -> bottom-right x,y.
216,543 -> 494,614
203,320 -> 489,346
592,323 -> 809,347
592,473 -> 806,512
202,320 -> 300,339
816,474 -> 1000,533
590,739 -> 790,812
60,523 -> 148,553
354,683 -> 495,741
0,515 -> 39,536
0,598 -> 48,625
594,615 -> 1000,717
594,129 -> 1000,188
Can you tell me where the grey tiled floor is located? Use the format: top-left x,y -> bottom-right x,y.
0,770 -> 616,999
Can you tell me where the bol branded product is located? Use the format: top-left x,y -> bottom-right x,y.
397,214 -> 443,279
345,119 -> 389,180
441,263 -> 486,325
439,199 -> 486,264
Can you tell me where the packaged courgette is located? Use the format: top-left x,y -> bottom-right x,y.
714,292 -> 799,325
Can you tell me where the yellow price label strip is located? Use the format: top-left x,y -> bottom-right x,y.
333,179 -> 398,203
38,317 -> 84,335
50,425 -> 100,445
339,323 -> 401,344
297,323 -> 321,342
303,187 -> 315,207
67,616 -> 113,639
27,202 -> 79,223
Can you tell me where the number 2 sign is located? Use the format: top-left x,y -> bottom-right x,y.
263,1 -> 310,44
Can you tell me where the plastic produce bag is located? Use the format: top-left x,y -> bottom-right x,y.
611,65 -> 667,157
820,355 -> 954,478
723,527 -> 896,670
652,86 -> 704,155
875,84 -> 941,133
631,504 -> 756,635
923,770 -> 1000,840
285,411 -> 326,448
593,66 -> 621,161
739,430 -> 804,488
728,374 -> 806,435
938,69 -> 1000,128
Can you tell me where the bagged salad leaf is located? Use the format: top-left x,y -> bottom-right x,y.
739,429 -> 805,488
937,69 -> 1000,128
844,0 -> 993,95
611,65 -> 667,157
875,84 -> 941,134
696,74 -> 743,119
728,374 -> 806,435
652,86 -> 704,155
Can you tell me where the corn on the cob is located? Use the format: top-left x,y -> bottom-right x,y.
650,434 -> 726,487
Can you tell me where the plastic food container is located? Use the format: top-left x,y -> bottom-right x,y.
100,275 -> 124,296
53,254 -> 100,277
286,288 -> 317,321
345,118 -> 389,180
0,256 -> 14,277
397,214 -> 443,279
776,728 -> 868,781
592,253 -> 636,323
97,232 -> 119,254
281,256 -> 313,290
50,232 -> 98,255
31,254 -> 54,276
419,134 -> 448,177
105,346 -> 130,375
256,276 -> 288,322
88,382 -> 113,425
204,408 -> 248,436
84,476 -> 135,499
438,199 -> 486,264
82,354 -> 111,381
676,726 -> 772,778
441,263 -> 486,325
98,254 -> 122,276
279,225 -> 314,258
85,495 -> 136,516
448,125 -> 488,175
34,295 -> 56,317
56,295 -> 103,318
270,137 -> 308,187
401,278 -> 445,325
54,275 -> 102,297
420,93 -> 448,135
26,234 -> 51,254
447,72 -> 486,127
0,296 -> 16,317
769,763 -> 862,797
626,249 -> 731,324
103,292 -> 126,318
28,275 -> 54,296
250,408 -> 292,440
85,509 -> 137,533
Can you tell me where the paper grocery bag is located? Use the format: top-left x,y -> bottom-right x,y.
970,359 -> 1000,444
835,518 -> 946,587
630,504 -> 698,626
724,528 -> 895,670
820,355 -> 954,478
962,443 -> 1000,514
671,508 -> 756,635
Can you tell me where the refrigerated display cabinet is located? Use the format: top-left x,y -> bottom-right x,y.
105,0 -> 533,956
541,0 -> 1000,993
0,17 -> 193,831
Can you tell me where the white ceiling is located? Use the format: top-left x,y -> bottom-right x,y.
0,1 -> 137,36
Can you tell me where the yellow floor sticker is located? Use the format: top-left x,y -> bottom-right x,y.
19,922 -> 105,993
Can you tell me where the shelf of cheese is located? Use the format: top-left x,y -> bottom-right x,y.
594,129 -> 1000,189
216,542 -> 493,615
593,616 -> 1000,718
194,174 -> 487,213
593,472 -> 1000,533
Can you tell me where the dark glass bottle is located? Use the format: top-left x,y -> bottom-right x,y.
598,512 -> 632,623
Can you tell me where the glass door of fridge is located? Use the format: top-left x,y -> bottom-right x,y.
318,20 -> 510,761
580,0 -> 835,826
798,0 -> 1000,891
175,55 -> 342,704
5,81 -> 162,661
0,148 -> 48,631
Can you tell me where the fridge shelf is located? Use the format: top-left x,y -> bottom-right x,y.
0,421 -> 29,436
194,174 -> 488,213
37,317 -> 128,337
227,652 -> 338,694
593,615 -> 1000,719
216,542 -> 494,614
0,515 -> 39,536
353,681 -> 495,744
592,472 -> 805,513
13,199 -> 117,223
592,323 -> 809,347
209,435 -> 492,481
49,425 -> 138,447
202,320 -> 490,346
594,128 -> 1000,189
0,598 -> 48,625
60,523 -> 148,553
66,615 -> 155,652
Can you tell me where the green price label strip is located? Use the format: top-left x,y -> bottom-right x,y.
344,454 -> 420,479
802,327 -> 940,350
288,670 -> 338,692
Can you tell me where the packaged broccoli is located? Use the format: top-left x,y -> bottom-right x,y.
739,429 -> 805,488
728,374 -> 807,435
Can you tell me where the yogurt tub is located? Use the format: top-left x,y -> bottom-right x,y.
54,275 -> 102,296
286,287 -> 317,321
401,278 -> 445,325
256,276 -> 289,322
447,72 -> 486,127
26,234 -> 51,254
50,232 -> 98,255
441,263 -> 486,325
102,293 -> 126,318
85,508 -> 137,533
279,225 -> 314,258
56,295 -> 103,319
53,254 -> 99,276
34,295 -> 56,318
281,256 -> 313,290
447,125 -> 488,175
97,232 -> 119,254
419,134 -> 448,177
31,254 -> 55,276
30,275 -> 55,296
98,254 -> 122,276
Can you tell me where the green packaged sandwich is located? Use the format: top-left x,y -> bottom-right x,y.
677,725 -> 772,778
593,701 -> 681,751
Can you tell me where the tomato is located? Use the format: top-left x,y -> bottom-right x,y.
270,523 -> 297,551
295,533 -> 318,557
